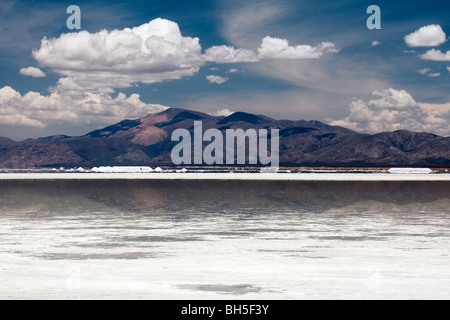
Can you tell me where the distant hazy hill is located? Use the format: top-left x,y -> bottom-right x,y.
0,108 -> 449,168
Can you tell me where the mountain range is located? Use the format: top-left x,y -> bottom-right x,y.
0,108 -> 449,168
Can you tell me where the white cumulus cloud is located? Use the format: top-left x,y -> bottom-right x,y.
418,68 -> 432,75
7,17 -> 338,133
258,37 -> 337,60
371,41 -> 381,47
404,24 -> 447,47
19,67 -> 46,78
420,49 -> 450,61
210,109 -> 234,117
0,86 -> 167,128
206,75 -> 229,84
205,46 -> 258,63
329,88 -> 450,137
419,102 -> 450,114
205,37 -> 337,63
32,18 -> 204,90
417,68 -> 441,77
32,18 -> 338,89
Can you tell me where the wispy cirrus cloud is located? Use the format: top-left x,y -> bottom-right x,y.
218,0 -> 291,48
0,1 -> 61,54
214,0 -> 390,102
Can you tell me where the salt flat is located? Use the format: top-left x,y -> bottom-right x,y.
1,199 -> 449,300
1,173 -> 449,299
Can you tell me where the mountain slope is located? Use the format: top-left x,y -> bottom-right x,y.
0,108 -> 449,168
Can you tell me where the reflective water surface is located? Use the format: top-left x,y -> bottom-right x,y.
0,179 -> 449,299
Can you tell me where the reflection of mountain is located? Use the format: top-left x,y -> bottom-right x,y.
1,180 -> 449,216
0,108 -> 449,168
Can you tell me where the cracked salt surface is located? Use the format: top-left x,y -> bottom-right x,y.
0,177 -> 449,299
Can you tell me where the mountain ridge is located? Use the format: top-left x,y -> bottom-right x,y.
0,108 -> 449,168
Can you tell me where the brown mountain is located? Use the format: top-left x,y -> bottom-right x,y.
0,108 -> 449,168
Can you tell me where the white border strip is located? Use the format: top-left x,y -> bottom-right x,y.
0,173 -> 449,181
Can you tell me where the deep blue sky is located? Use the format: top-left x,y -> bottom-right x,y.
0,0 -> 449,140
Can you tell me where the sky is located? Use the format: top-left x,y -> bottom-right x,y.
0,0 -> 449,140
